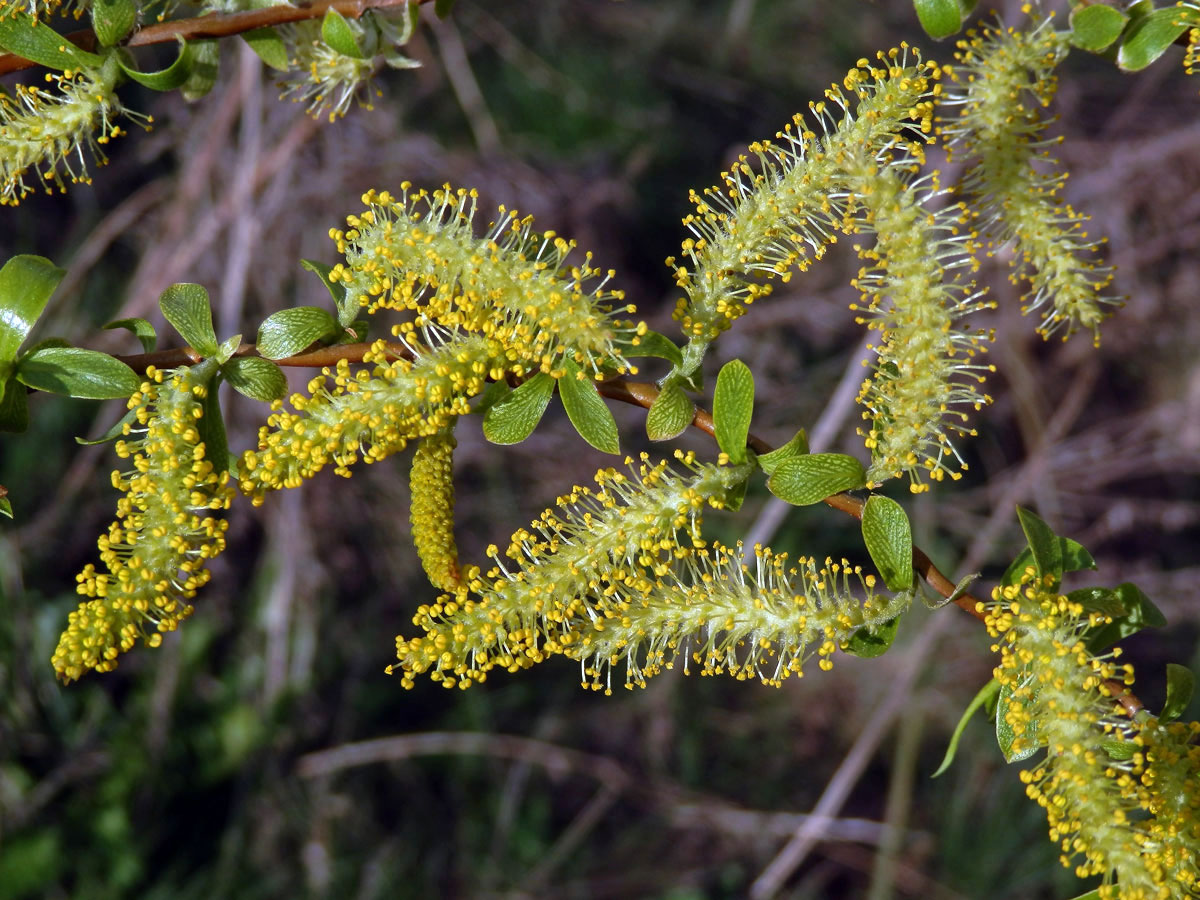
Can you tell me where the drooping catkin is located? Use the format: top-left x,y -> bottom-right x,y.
409,428 -> 460,592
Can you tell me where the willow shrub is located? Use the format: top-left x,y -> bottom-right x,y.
2,0 -> 1199,896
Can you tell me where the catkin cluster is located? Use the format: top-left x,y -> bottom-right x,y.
52,365 -> 234,682
389,452 -> 908,693
982,568 -> 1200,898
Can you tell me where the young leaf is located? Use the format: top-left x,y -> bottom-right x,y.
1067,586 -> 1126,619
222,357 -> 287,403
0,255 -> 64,363
756,429 -> 808,476
645,382 -> 694,442
712,359 -> 754,464
198,370 -> 231,474
1161,663 -> 1195,723
995,681 -> 1042,763
16,348 -> 138,399
256,307 -> 339,360
861,495 -> 914,591
1101,739 -> 1138,761
1069,3 -> 1128,52
321,8 -> 367,59
767,453 -> 865,506
76,406 -> 139,445
0,375 -> 28,432
92,0 -> 137,46
104,318 -> 157,353
1085,582 -> 1167,651
117,39 -> 198,91
215,334 -> 242,365
558,360 -> 620,455
620,330 -> 683,368
241,28 -> 291,72
0,10 -> 105,71
0,495 -> 10,519
843,614 -> 900,659
1016,506 -> 1063,587
159,284 -> 219,356
932,679 -> 1001,778
181,39 -> 220,102
1117,8 -> 1188,72
300,259 -> 354,326
482,374 -> 554,445
913,0 -> 963,40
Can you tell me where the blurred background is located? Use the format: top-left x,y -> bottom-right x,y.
2,0 -> 1199,897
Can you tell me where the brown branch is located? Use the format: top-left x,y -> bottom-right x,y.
0,0 -> 433,77
112,344 -> 1144,717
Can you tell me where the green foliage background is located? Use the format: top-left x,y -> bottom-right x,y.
2,1 -> 1200,897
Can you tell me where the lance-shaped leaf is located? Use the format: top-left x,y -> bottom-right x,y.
996,681 -> 1042,763
843,612 -> 901,659
117,39 -> 198,91
1117,8 -> 1188,71
1015,506 -> 1063,587
321,8 -> 367,59
861,494 -> 914,591
646,382 -> 694,442
104,318 -> 157,353
712,359 -> 753,464
159,283 -> 218,356
1085,582 -> 1167,651
768,453 -> 865,506
617,329 -> 683,368
0,10 -> 105,70
241,27 -> 290,72
757,429 -> 808,476
77,405 -> 139,445
0,255 -> 64,363
223,356 -> 287,403
181,40 -> 220,102
559,360 -> 620,454
257,307 -> 339,360
933,679 -> 1001,777
300,259 -> 353,326
1161,663 -> 1195,723
483,373 -> 554,445
16,347 -> 139,399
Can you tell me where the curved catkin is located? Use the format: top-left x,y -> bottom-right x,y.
328,187 -> 641,379
51,365 -> 234,683
843,151 -> 994,491
239,332 -> 512,502
409,429 -> 461,592
938,16 -> 1118,343
669,46 -> 941,360
1,68 -> 133,207
982,569 -> 1200,898
388,452 -> 750,690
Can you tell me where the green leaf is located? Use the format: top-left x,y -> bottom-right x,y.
995,681 -> 1042,763
1161,663 -> 1195,723
932,679 -> 1001,778
472,378 -> 510,416
92,0 -> 137,46
0,495 -> 11,519
722,474 -> 748,513
767,453 -> 865,506
159,283 -> 218,356
198,371 -> 231,474
558,360 -> 620,455
1101,739 -> 1138,761
861,495 -> 913,591
1085,582 -> 1167,651
321,8 -> 366,59
645,382 -> 693,442
104,317 -> 156,352
299,259 -> 354,326
482,374 -> 554,445
0,375 -> 28,431
1016,506 -> 1063,587
435,0 -> 457,18
181,39 -> 220,102
15,347 -> 138,399
843,614 -> 900,659
1117,8 -> 1188,71
241,27 -> 290,72
0,10 -> 105,70
1067,586 -> 1126,619
621,330 -> 683,368
0,255 -> 64,363
913,0 -> 963,40
757,429 -> 808,476
215,334 -> 241,365
222,356 -> 286,403
712,359 -> 753,464
256,306 -> 339,360
1069,3 -> 1128,52
76,405 -> 139,445
117,39 -> 197,91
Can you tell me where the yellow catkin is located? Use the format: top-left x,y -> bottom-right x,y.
409,429 -> 460,592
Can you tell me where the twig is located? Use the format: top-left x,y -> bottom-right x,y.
0,0 -> 433,76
